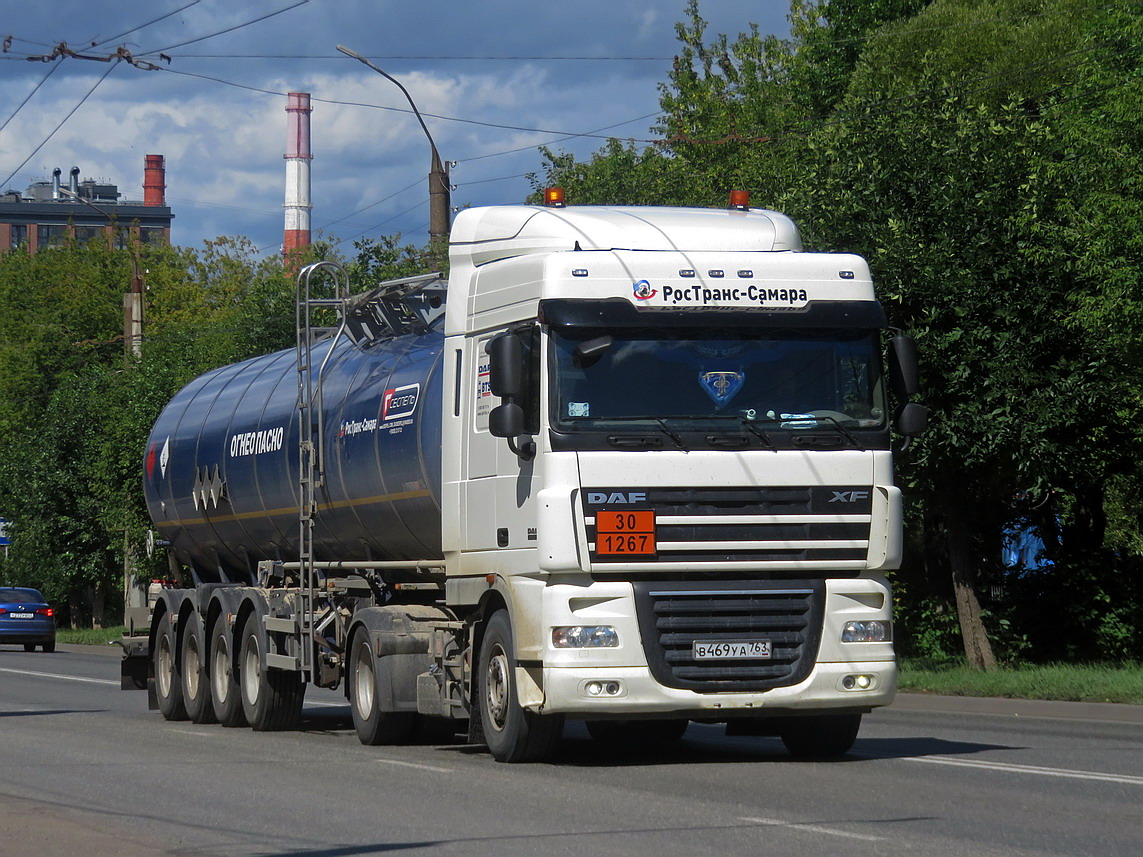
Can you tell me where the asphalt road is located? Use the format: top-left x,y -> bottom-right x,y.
2,644 -> 1142,857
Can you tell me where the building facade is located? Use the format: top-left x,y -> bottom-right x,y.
0,155 -> 173,253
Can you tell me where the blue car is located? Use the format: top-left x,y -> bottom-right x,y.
0,587 -> 56,652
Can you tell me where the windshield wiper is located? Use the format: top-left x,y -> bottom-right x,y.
788,415 -> 865,450
598,415 -> 687,449
734,414 -> 776,451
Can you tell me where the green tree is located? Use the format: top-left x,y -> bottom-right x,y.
533,0 -> 1143,665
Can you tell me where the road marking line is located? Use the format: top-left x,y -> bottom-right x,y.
0,666 -> 118,686
740,817 -> 884,842
172,729 -> 215,737
376,759 -> 453,773
305,700 -> 347,708
902,755 -> 1143,786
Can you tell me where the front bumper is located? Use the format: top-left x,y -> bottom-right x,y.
538,657 -> 896,718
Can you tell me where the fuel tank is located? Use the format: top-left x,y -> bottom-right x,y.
143,325 -> 443,584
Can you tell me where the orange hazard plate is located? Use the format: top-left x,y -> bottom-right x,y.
595,510 -> 656,555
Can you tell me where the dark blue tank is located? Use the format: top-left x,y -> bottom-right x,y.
143,327 -> 444,584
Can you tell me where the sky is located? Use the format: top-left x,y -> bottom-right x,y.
0,1 -> 791,257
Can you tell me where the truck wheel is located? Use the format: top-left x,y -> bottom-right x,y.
780,713 -> 862,758
349,630 -> 414,745
210,613 -> 246,727
180,612 -> 216,724
155,612 -> 188,721
239,618 -> 303,732
478,611 -> 563,762
586,719 -> 689,746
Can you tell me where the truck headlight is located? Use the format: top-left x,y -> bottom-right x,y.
841,620 -> 890,643
552,625 -> 619,648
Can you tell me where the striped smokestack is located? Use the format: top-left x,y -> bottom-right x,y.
284,92 -> 312,255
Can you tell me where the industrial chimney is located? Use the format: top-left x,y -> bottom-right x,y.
144,155 -> 166,206
284,92 -> 312,255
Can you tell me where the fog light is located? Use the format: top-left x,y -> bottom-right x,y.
586,681 -> 604,696
840,673 -> 877,692
604,682 -> 620,695
552,625 -> 619,648
842,620 -> 890,643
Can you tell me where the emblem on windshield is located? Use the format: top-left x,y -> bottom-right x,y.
632,279 -> 657,300
699,370 -> 745,408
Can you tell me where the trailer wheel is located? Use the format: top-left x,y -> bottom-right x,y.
780,713 -> 862,758
209,613 -> 246,727
155,612 -> 188,721
349,631 -> 414,745
180,612 -> 215,724
478,610 -> 563,762
239,618 -> 303,732
586,719 -> 689,746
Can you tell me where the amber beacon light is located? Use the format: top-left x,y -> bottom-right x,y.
729,189 -> 751,210
544,187 -> 566,207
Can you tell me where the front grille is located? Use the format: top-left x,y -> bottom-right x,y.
584,486 -> 872,568
633,579 -> 824,692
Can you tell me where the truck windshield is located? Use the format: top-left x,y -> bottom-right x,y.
551,327 -> 886,431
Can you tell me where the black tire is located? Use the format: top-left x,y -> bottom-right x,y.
209,612 -> 246,727
154,611 -> 188,721
42,639 -> 55,653
23,643 -> 35,652
478,611 -> 563,762
349,630 -> 415,745
239,617 -> 303,732
780,713 -> 862,758
180,612 -> 216,724
586,718 -> 689,746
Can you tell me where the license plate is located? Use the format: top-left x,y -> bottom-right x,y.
692,640 -> 772,660
9,612 -> 34,620
595,509 -> 656,556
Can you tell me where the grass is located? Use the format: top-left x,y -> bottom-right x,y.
899,658 -> 1143,705
57,625 -> 128,646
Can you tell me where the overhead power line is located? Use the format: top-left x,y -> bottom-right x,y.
157,53 -> 674,61
0,60 -> 62,135
0,60 -> 119,190
140,0 -> 310,55
89,0 -> 202,50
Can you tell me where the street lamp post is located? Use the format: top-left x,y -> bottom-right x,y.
336,45 -> 452,244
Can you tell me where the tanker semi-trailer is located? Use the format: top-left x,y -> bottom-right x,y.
121,191 -> 926,762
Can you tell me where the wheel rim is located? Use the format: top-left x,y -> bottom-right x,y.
213,638 -> 230,702
353,639 -> 374,719
157,632 -> 174,698
485,642 -> 510,731
242,633 -> 261,705
185,634 -> 200,700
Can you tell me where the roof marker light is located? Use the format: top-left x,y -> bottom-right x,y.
729,189 -> 750,210
544,187 -> 566,207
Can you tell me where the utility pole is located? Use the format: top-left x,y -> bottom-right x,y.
59,186 -> 146,614
336,46 -> 452,245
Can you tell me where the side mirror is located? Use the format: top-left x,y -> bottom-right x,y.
896,401 -> 928,436
573,334 -> 613,366
488,333 -> 523,398
489,402 -> 536,461
489,402 -> 524,439
888,334 -> 920,399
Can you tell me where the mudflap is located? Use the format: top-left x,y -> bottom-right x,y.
119,634 -> 159,709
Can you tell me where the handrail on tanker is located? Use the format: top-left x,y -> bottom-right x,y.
294,260 -> 351,682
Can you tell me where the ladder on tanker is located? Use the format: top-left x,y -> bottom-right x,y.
294,261 -> 351,682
